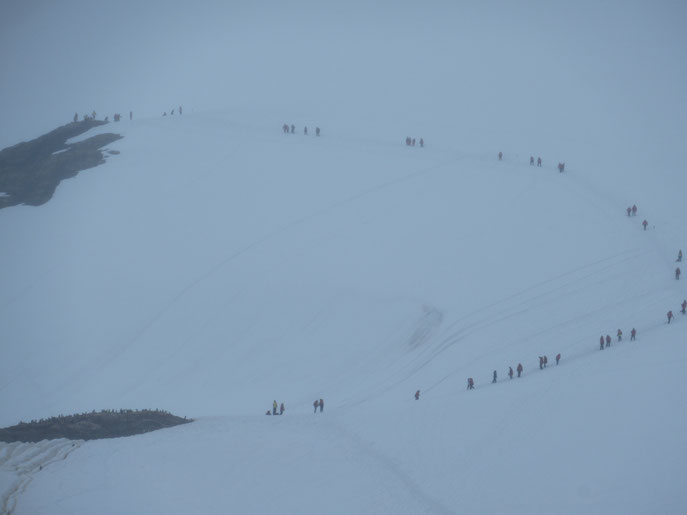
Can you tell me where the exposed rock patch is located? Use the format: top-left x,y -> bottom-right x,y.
0,409 -> 192,442
0,120 -> 122,209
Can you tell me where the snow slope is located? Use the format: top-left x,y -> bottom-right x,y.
1,1 -> 687,514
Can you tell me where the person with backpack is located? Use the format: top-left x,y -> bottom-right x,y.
642,220 -> 648,230
517,363 -> 523,377
280,403 -> 285,415
543,356 -> 548,368
272,400 -> 278,415
631,328 -> 637,341
492,370 -> 497,383
415,390 -> 420,400
681,300 -> 687,314
606,334 -> 612,347
676,267 -> 681,280
530,156 -> 535,166
508,366 -> 514,379
537,157 -> 542,167
313,399 -> 319,413
631,204 -> 637,216
667,311 -> 674,324
539,356 -> 544,369
617,329 -> 623,342
626,207 -> 632,217
467,377 -> 475,390
319,399 -> 324,412
556,353 -> 561,365
600,335 -> 605,350
678,250 -> 683,262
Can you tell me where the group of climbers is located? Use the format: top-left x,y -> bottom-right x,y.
634,206 -> 684,313
405,137 -> 424,147
498,152 -> 564,172
283,123 -> 321,137
465,355 -> 559,391
266,400 -> 285,416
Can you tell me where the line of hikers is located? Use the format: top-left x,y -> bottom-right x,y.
463,354 -> 561,391
265,398 -> 325,415
162,106 -> 183,116
405,137 -> 424,147
266,400 -> 285,415
600,328 -> 636,349
282,124 -> 320,137
498,152 -> 564,172
72,110 -> 152,123
626,204 -> 638,217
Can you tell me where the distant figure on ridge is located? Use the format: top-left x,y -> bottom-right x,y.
290,124 -> 295,134
667,310 -> 674,324
508,366 -> 513,379
304,126 -> 308,135
600,335 -> 605,350
642,219 -> 648,230
676,267 -> 681,280
415,390 -> 420,400
498,151 -> 503,161
419,138 -> 424,148
678,250 -> 683,262
627,207 -> 632,217
631,204 -> 637,216
492,370 -> 497,383
606,334 -> 612,347
556,353 -> 561,365
73,112 -> 78,123
280,403 -> 285,415
517,363 -> 523,377
617,329 -> 623,342
558,162 -> 565,173
631,328 -> 636,341
530,156 -> 535,166
313,399 -> 319,413
272,400 -> 278,415
319,399 -> 324,412
316,127 -> 320,137
467,377 -> 475,390
681,300 -> 687,315
537,156 -> 542,167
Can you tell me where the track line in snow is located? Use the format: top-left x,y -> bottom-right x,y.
0,439 -> 82,515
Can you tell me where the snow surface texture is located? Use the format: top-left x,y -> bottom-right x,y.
1,1 -> 687,514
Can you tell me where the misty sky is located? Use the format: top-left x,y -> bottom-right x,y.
1,0 -> 686,173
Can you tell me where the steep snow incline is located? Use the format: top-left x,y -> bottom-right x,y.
1,110 -> 686,514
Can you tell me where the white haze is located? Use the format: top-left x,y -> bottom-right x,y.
1,1 -> 686,514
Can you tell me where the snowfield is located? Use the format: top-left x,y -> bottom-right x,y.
1,1 -> 686,514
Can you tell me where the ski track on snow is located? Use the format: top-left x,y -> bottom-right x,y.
0,439 -> 82,515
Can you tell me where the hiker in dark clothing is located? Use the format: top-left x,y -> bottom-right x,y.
508,366 -> 514,379
415,390 -> 420,400
319,399 -> 324,412
556,353 -> 561,365
313,400 -> 319,413
492,370 -> 497,383
516,363 -> 523,377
